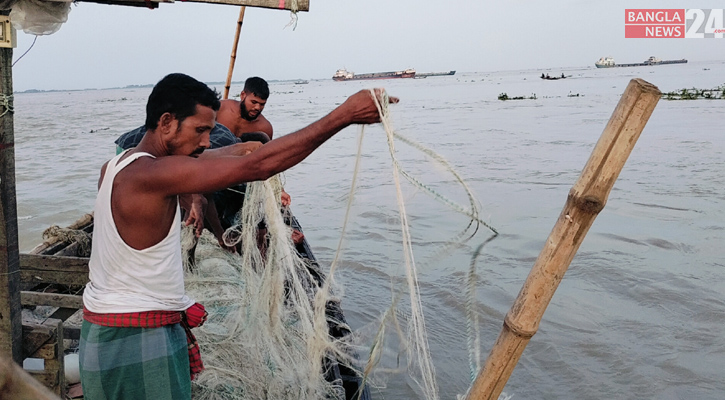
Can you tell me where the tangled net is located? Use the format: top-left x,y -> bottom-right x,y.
183,175 -> 357,400
42,225 -> 92,257
178,90 -> 504,400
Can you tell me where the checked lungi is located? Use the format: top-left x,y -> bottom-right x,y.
79,308 -> 203,400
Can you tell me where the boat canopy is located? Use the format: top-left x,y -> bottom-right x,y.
2,0 -> 308,11
2,0 -> 308,36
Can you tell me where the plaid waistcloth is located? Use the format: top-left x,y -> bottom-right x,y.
83,307 -> 204,379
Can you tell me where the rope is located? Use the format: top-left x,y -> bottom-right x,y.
364,89 -> 500,399
465,235 -> 497,382
370,89 -> 440,400
391,132 -> 498,235
41,225 -> 92,256
0,94 -> 13,118
284,0 -> 300,30
12,35 -> 38,67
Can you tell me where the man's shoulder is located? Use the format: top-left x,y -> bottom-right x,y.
219,99 -> 240,110
241,115 -> 273,136
257,115 -> 273,135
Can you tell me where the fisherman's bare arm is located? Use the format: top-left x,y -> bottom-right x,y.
198,142 -> 262,158
140,89 -> 397,196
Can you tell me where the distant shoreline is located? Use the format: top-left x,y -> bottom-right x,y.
14,58 -> 724,93
14,79 -> 307,94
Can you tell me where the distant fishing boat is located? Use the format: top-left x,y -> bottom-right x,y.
595,56 -> 688,68
294,80 -> 309,85
540,73 -> 568,80
332,68 -> 416,81
414,70 -> 456,79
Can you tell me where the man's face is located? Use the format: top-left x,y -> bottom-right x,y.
168,105 -> 215,157
239,92 -> 267,121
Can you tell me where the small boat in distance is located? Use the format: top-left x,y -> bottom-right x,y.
414,70 -> 456,79
540,73 -> 568,80
332,68 -> 416,81
293,80 -> 309,85
595,56 -> 688,68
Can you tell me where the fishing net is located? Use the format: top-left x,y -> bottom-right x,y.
179,90 -> 506,400
183,175 -> 356,400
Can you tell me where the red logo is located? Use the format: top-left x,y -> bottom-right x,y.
625,9 -> 685,38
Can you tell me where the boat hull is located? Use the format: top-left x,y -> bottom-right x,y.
26,212 -> 371,400
415,70 -> 456,78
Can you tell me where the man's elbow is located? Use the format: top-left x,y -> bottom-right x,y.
245,161 -> 279,182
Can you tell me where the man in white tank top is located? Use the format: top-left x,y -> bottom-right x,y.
79,72 -> 398,399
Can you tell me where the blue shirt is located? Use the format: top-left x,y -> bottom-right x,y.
115,123 -> 239,152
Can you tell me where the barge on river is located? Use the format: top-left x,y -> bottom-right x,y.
595,56 -> 688,68
332,68 -> 416,81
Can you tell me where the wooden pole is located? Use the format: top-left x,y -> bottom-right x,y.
223,6 -> 246,100
466,78 -> 661,400
0,10 -> 23,364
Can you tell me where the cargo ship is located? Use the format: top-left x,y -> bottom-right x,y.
332,68 -> 416,81
414,70 -> 456,79
595,56 -> 688,68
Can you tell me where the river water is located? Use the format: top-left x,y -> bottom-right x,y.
12,60 -> 725,399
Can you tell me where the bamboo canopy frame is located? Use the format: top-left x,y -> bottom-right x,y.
466,78 -> 662,400
77,0 -> 307,10
224,6 -> 247,99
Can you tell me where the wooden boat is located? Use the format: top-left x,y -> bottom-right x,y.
18,210 -> 369,399
540,73 -> 568,80
0,0 -> 377,398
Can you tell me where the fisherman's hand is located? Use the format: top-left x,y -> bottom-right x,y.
342,89 -> 399,125
183,194 -> 207,238
281,190 -> 291,207
229,141 -> 263,156
291,229 -> 304,245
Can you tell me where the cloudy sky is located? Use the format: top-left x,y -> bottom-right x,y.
8,0 -> 724,91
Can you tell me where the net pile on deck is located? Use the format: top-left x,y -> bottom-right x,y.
182,177 -> 354,400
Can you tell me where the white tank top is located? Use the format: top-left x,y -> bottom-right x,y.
83,150 -> 194,313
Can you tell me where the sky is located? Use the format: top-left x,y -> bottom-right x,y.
8,0 -> 725,91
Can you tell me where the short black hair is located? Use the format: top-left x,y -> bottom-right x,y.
239,131 -> 271,144
145,73 -> 221,130
242,77 -> 269,100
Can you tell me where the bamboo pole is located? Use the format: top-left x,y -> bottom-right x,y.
223,6 -> 247,100
0,10 -> 22,364
466,78 -> 662,400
